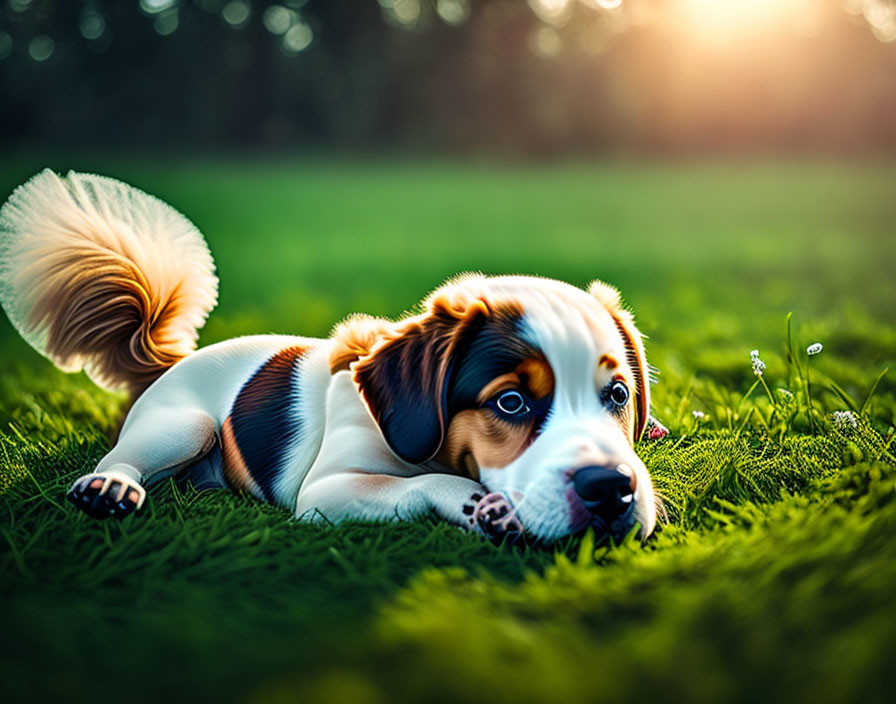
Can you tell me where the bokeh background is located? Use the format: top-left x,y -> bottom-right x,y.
3,0 -> 896,155
2,2 -> 896,703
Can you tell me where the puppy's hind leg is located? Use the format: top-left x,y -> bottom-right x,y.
68,407 -> 218,519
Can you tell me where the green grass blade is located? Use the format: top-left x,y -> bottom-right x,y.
861,367 -> 889,414
825,379 -> 860,414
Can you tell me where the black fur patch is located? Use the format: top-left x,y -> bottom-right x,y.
448,313 -> 540,413
352,321 -> 453,465
229,345 -> 307,502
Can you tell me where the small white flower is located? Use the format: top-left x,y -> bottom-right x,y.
807,342 -> 823,356
777,388 -> 794,400
750,350 -> 766,377
692,410 -> 705,419
832,410 -> 858,431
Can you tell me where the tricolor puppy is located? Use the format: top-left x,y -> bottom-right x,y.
0,170 -> 658,544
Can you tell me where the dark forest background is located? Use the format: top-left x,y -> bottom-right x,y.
1,0 -> 895,156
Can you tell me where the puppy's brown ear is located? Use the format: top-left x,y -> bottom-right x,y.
590,280 -> 650,442
351,292 -> 489,465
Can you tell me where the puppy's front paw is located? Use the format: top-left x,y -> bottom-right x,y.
66,471 -> 146,520
462,492 -> 524,545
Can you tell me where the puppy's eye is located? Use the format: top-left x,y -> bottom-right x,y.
608,380 -> 630,407
495,390 -> 530,416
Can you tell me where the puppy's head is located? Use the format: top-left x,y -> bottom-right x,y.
351,274 -> 655,543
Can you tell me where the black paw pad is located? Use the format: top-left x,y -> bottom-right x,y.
67,477 -> 142,520
67,481 -> 104,516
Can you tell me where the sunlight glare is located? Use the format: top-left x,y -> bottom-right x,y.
671,0 -> 814,44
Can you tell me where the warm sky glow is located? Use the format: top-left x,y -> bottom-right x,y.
668,0 -> 818,44
525,0 -> 894,48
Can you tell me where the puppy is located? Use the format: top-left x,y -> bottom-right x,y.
0,170 -> 657,543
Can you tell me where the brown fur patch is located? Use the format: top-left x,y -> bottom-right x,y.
516,357 -> 554,400
428,288 -> 494,319
598,353 -> 618,370
220,416 -> 264,499
476,373 -> 522,404
349,473 -> 400,491
329,315 -> 394,374
436,409 -> 534,479
475,357 -> 555,405
27,247 -> 185,395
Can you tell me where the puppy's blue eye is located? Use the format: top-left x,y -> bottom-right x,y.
495,390 -> 529,416
608,380 -> 630,407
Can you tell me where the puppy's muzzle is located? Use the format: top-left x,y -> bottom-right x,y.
572,465 -> 634,527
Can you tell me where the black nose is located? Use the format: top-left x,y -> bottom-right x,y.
572,466 -> 634,525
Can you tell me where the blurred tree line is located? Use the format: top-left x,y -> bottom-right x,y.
1,0 -> 895,156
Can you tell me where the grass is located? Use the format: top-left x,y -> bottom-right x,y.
1,157 -> 895,703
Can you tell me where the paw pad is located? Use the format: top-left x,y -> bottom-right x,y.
468,492 -> 524,545
66,472 -> 146,520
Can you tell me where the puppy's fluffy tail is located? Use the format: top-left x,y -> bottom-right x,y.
0,169 -> 218,393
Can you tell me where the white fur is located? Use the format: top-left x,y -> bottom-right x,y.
122,335 -> 309,430
295,372 -> 484,524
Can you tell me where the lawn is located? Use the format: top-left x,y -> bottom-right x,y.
1,158 -> 895,704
